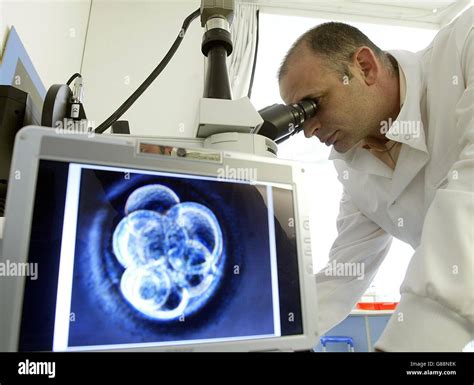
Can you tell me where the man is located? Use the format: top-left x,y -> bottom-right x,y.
279,8 -> 473,351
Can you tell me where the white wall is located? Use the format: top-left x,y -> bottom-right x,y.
81,0 -> 204,137
0,0 -> 91,88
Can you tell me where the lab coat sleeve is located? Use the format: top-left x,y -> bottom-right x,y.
375,27 -> 474,352
315,189 -> 393,335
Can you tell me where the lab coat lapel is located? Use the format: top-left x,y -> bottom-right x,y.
387,143 -> 428,206
386,50 -> 429,207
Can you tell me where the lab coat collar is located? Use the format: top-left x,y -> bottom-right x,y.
384,50 -> 428,153
329,50 -> 429,176
385,50 -> 429,205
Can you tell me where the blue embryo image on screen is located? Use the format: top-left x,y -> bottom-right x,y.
67,168 -> 277,348
112,184 -> 224,320
18,160 -> 303,352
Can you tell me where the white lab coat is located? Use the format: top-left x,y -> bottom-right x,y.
316,8 -> 473,351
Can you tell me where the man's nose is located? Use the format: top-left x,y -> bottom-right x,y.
303,117 -> 321,138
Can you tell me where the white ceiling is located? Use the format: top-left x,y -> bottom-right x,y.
250,0 -> 472,29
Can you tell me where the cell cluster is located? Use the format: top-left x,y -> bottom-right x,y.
112,184 -> 224,320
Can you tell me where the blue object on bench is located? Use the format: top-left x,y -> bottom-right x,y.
320,336 -> 355,352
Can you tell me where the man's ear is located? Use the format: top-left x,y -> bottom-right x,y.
353,46 -> 378,86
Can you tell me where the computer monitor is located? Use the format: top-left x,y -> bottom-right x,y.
0,27 -> 46,217
0,27 -> 46,127
0,126 -> 318,352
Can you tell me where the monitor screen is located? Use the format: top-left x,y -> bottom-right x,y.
19,159 -> 303,351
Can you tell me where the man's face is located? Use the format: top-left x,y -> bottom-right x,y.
279,50 -> 382,153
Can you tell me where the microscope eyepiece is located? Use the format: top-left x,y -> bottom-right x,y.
255,99 -> 317,143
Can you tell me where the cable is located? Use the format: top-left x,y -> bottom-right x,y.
94,8 -> 201,134
66,73 -> 82,86
247,9 -> 259,99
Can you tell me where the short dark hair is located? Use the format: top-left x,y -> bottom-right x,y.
278,22 -> 397,81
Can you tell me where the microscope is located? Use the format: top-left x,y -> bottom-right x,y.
194,0 -> 317,156
38,0 -> 317,158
